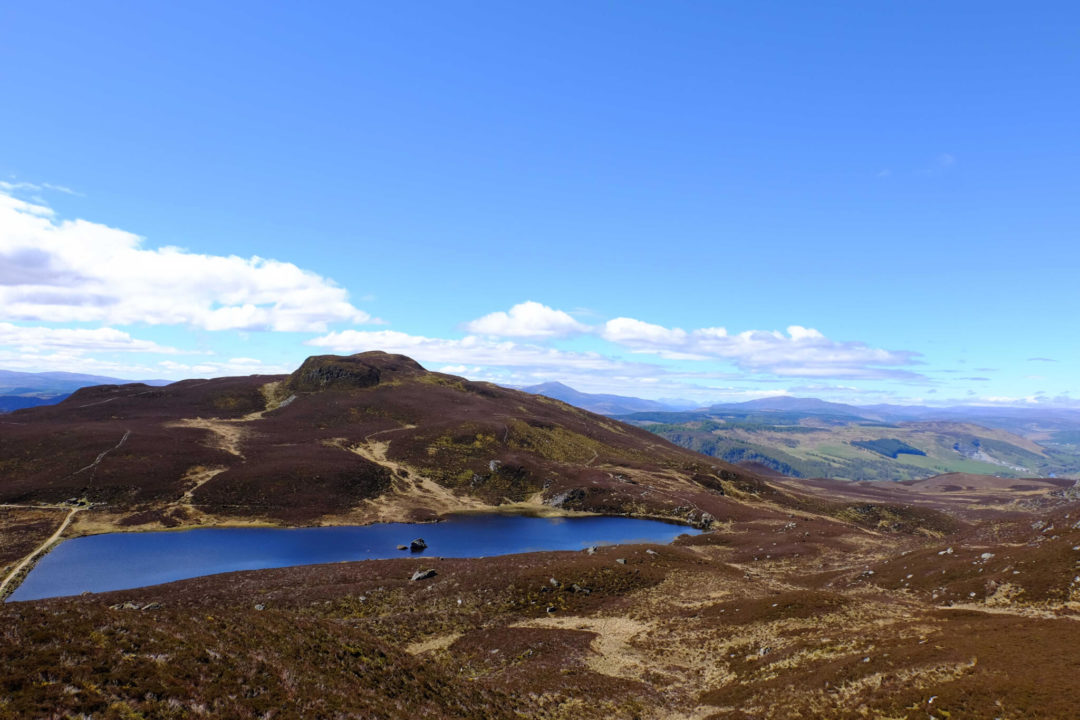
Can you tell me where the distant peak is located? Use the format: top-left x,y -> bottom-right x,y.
529,381 -> 574,391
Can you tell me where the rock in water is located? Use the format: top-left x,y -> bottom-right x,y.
410,538 -> 428,552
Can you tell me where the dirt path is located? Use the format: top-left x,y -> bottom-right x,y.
329,434 -> 490,521
67,430 -> 130,480
0,506 -> 81,599
179,466 -> 228,505
169,419 -> 247,457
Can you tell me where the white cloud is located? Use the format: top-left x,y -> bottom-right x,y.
0,190 -> 373,332
307,329 -> 639,373
600,317 -> 923,381
438,364 -> 470,374
157,357 -> 293,377
464,301 -> 591,338
602,317 -> 689,347
0,323 -> 182,354
0,349 -> 159,378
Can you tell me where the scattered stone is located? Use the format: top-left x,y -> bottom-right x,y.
585,546 -> 597,555
410,568 -> 437,582
549,577 -> 560,588
616,558 -> 627,565
409,538 -> 428,552
646,549 -> 658,555
758,646 -> 771,656
254,604 -> 265,611
546,605 -> 557,613
980,552 -> 995,560
142,602 -> 162,611
570,584 -> 591,594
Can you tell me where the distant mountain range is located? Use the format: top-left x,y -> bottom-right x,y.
0,370 -> 170,413
520,381 -> 696,416
520,382 -> 1080,430
705,396 -> 872,418
517,383 -> 1080,481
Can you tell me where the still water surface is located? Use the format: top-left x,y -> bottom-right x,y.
9,514 -> 698,601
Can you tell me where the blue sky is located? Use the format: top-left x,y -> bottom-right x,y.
1,1 -> 1077,405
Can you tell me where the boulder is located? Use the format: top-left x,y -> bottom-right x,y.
410,538 -> 428,552
411,568 -> 437,582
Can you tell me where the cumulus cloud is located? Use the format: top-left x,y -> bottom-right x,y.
0,190 -> 373,332
464,301 -> 591,338
601,318 -> 923,381
0,323 -> 182,354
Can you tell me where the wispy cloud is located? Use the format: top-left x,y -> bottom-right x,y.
157,357 -> 293,377
0,323 -> 184,354
599,316 -> 925,381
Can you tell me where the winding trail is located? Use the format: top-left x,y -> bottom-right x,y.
0,506 -> 81,599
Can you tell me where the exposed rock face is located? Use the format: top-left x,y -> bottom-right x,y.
286,352 -> 425,393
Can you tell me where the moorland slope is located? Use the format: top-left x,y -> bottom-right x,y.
0,352 -> 784,537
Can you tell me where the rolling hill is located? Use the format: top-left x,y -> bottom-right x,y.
0,352 -> 782,534
628,410 -> 1080,481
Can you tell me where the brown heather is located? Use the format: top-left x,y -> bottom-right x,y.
2,352 -> 1080,718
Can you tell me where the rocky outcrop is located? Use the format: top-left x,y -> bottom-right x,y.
286,352 -> 425,393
